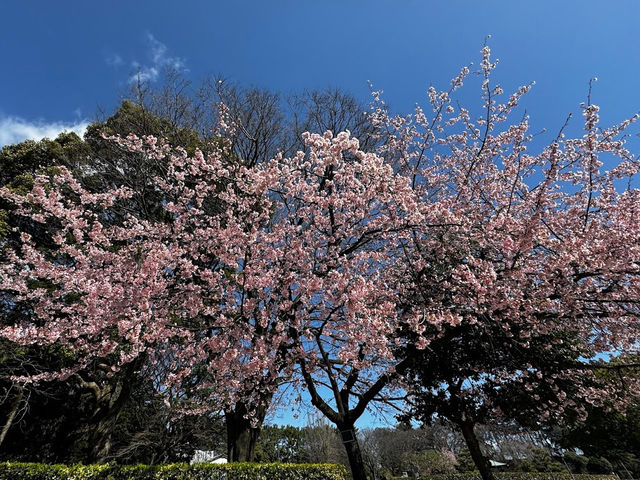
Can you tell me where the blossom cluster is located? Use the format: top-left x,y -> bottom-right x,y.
2,46 -> 640,425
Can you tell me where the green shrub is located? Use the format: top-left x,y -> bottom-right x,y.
613,452 -> 640,479
587,457 -> 614,475
499,449 -> 567,474
0,462 -> 349,480
564,453 -> 589,474
423,474 -> 617,480
509,459 -> 537,472
454,450 -> 476,474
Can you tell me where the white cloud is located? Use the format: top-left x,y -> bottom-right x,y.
105,53 -> 124,68
0,116 -> 89,147
129,33 -> 187,84
131,62 -> 159,83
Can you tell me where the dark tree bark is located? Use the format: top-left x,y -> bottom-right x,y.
225,399 -> 270,462
459,419 -> 496,480
337,420 -> 368,480
0,385 -> 23,448
87,413 -> 116,463
78,359 -> 144,463
225,405 -> 259,462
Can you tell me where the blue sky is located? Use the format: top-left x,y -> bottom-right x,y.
2,1 -> 640,147
2,0 -> 640,428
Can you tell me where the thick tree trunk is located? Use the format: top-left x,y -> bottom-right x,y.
83,359 -> 144,463
338,421 -> 368,480
225,400 -> 268,462
459,420 -> 496,480
0,385 -> 23,448
88,415 -> 116,463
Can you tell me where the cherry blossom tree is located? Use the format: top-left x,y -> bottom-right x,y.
0,136 -> 278,460
2,45 -> 640,480
0,126 -> 419,470
370,46 -> 640,480
286,45 -> 640,480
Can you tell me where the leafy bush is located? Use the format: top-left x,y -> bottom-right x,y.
0,462 -> 349,480
587,457 -> 614,474
509,460 -> 538,472
254,425 -> 309,464
420,474 -> 616,480
613,452 -> 640,479
529,449 -> 565,473
564,453 -> 589,474
454,450 -> 476,474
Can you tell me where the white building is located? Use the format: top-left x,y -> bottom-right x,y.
190,450 -> 228,465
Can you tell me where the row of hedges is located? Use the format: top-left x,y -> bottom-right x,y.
418,474 -> 617,480
0,462 -> 349,480
0,464 -> 618,480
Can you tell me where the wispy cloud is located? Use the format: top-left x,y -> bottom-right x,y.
0,116 -> 89,147
129,33 -> 187,84
105,53 -> 123,68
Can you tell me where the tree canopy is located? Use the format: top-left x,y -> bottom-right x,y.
1,47 -> 640,480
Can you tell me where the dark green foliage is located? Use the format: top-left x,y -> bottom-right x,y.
455,450 -> 477,473
509,460 -> 538,473
0,378 -> 95,463
0,132 -> 89,248
389,475 -> 615,480
0,209 -> 8,241
0,462 -> 349,480
558,400 -> 640,478
529,450 -> 565,473
83,100 -> 224,226
586,457 -> 613,475
507,450 -> 565,474
85,100 -> 210,155
0,132 -> 89,187
560,402 -> 640,463
254,425 -> 309,463
0,133 -> 95,463
563,453 -> 588,474
0,364 -> 225,465
0,100 -> 223,464
611,453 -> 640,479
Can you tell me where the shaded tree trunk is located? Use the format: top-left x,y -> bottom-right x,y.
459,419 -> 496,480
0,385 -> 23,448
337,420 -> 368,480
80,359 -> 144,463
88,413 -> 116,463
225,399 -> 269,462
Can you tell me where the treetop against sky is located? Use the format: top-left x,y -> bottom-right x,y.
2,1 -> 640,147
3,0 -> 640,434
3,46 -> 640,437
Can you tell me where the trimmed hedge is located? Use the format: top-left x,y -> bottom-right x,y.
0,462 -> 349,480
420,475 -> 617,480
